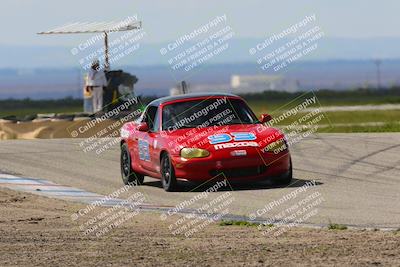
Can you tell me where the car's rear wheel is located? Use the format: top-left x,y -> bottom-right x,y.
121,143 -> 144,185
160,153 -> 178,191
272,157 -> 293,185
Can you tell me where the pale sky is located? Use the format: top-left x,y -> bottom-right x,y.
0,0 -> 399,46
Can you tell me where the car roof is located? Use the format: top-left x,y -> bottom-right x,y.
148,92 -> 240,107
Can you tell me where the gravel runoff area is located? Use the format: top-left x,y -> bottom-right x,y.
0,187 -> 399,267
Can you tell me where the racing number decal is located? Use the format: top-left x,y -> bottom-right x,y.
208,133 -> 232,144
208,132 -> 256,144
230,132 -> 256,141
138,139 -> 150,161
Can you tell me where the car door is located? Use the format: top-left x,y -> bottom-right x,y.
137,105 -> 160,174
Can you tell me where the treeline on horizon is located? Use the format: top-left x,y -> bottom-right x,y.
0,87 -> 400,111
0,97 -> 82,111
0,96 -> 156,111
240,86 -> 400,105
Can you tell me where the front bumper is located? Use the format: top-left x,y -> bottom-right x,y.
171,149 -> 291,182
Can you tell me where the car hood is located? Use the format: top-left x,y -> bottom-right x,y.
164,124 -> 285,152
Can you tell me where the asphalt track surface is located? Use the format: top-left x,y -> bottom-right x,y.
0,133 -> 399,229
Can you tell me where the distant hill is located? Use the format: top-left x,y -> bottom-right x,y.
0,59 -> 399,99
1,37 -> 400,68
1,36 -> 400,99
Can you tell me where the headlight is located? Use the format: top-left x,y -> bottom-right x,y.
263,138 -> 288,153
180,148 -> 210,159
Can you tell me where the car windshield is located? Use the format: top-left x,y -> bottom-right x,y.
162,97 -> 259,131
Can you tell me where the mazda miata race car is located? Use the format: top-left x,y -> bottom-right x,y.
120,93 -> 292,191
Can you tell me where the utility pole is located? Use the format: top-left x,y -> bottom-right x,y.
374,59 -> 382,89
181,81 -> 188,94
104,32 -> 109,70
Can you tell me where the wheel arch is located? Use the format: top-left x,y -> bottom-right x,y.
120,139 -> 126,147
160,149 -> 169,162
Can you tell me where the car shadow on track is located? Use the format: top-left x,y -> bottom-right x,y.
142,178 -> 323,192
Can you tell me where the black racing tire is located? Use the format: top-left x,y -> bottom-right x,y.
120,143 -> 144,186
160,153 -> 178,192
272,157 -> 293,185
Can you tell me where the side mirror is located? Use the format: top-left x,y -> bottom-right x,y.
137,122 -> 149,132
260,114 -> 272,123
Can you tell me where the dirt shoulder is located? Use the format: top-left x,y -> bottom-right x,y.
0,188 -> 399,267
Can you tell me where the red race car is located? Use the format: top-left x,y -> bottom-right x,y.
120,93 -> 292,191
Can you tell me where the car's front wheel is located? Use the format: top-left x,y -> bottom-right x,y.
120,143 -> 144,185
160,153 -> 178,191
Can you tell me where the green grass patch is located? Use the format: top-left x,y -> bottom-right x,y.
0,96 -> 154,119
241,87 -> 400,107
249,106 -> 400,125
247,102 -> 400,133
315,110 -> 400,125
328,223 -> 348,230
245,88 -> 400,133
1,89 -> 400,133
319,122 -> 400,133
0,98 -> 82,119
0,107 -> 83,118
